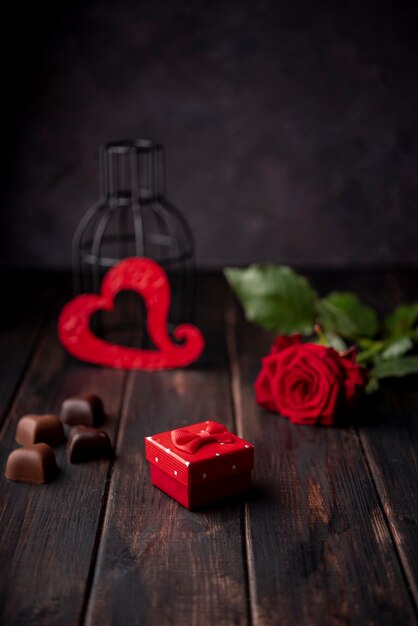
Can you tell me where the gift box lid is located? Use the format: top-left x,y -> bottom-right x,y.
145,421 -> 254,487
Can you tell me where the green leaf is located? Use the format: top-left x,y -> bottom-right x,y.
356,341 -> 384,365
381,336 -> 414,360
323,333 -> 348,352
371,356 -> 418,379
317,291 -> 378,340
384,303 -> 418,337
313,331 -> 347,351
365,377 -> 379,394
224,264 -> 317,334
357,338 -> 379,349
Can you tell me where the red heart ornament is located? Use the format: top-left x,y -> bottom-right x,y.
58,257 -> 205,370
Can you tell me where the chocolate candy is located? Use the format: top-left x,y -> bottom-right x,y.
68,426 -> 112,463
60,394 -> 105,427
5,443 -> 58,484
15,414 -> 65,447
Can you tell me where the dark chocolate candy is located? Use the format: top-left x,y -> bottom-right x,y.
60,393 -> 105,427
68,426 -> 112,463
5,443 -> 58,484
16,414 -> 65,446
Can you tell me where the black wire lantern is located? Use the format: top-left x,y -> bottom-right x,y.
73,139 -> 195,341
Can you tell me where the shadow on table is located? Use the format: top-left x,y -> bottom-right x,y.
341,382 -> 418,429
191,485 -> 267,514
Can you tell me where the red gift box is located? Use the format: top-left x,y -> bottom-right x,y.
145,421 -> 254,509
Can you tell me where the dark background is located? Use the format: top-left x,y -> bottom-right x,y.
1,0 -> 417,269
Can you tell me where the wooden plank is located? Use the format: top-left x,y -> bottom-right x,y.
226,278 -> 417,626
0,295 -> 127,625
85,275 -> 250,626
312,270 -> 418,607
359,389 -> 418,606
341,270 -> 418,608
0,270 -> 62,428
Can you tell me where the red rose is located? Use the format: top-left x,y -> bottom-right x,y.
269,334 -> 302,354
254,336 -> 367,426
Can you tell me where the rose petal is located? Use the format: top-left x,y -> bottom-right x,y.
270,334 -> 302,354
254,366 -> 277,411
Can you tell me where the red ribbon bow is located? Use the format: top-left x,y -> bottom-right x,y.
171,422 -> 235,454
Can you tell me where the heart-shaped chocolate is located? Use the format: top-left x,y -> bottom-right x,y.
61,394 -> 105,427
16,414 -> 65,447
58,257 -> 204,370
67,426 -> 113,463
5,443 -> 58,483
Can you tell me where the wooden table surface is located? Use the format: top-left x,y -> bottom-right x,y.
0,270 -> 417,626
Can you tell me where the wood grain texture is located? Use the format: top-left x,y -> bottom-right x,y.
0,271 -> 417,626
0,270 -> 62,429
359,390 -> 418,606
226,280 -> 417,626
312,271 -> 418,607
340,270 -> 418,607
85,276 -> 250,626
0,297 -> 127,626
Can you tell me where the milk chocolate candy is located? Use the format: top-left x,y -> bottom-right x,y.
68,426 -> 112,463
60,394 -> 105,427
5,443 -> 58,484
15,414 -> 65,446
